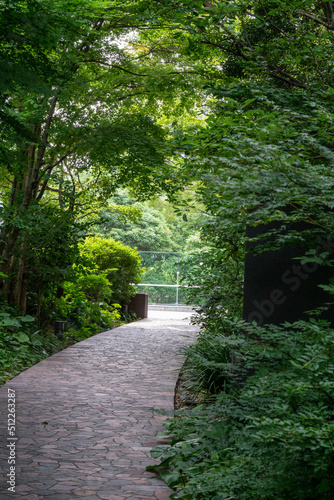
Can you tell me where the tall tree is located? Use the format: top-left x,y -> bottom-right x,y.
0,0 -> 206,312
164,0 -> 334,253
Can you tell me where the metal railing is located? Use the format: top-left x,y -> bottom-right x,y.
135,251 -> 195,305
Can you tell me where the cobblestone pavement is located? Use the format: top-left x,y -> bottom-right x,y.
0,310 -> 199,499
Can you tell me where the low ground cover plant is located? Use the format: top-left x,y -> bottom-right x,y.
0,307 -> 62,385
150,316 -> 334,499
0,299 -> 123,385
0,300 -> 122,386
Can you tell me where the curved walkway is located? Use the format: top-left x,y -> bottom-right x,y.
0,309 -> 198,499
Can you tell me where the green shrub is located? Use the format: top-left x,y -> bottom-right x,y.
55,279 -> 121,335
76,273 -> 112,302
62,300 -> 121,342
150,317 -> 334,499
79,235 -> 143,304
183,334 -> 236,395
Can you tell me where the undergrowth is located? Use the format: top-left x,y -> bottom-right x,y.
0,303 -> 123,386
149,316 -> 334,499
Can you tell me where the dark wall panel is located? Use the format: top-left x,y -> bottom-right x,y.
243,223 -> 334,326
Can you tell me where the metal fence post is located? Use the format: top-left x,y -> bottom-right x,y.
176,253 -> 180,305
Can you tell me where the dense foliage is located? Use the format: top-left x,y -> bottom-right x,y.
150,317 -> 334,499
0,0 -> 202,316
147,1 -> 334,499
0,0 -> 204,382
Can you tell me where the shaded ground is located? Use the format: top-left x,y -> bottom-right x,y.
0,309 -> 198,499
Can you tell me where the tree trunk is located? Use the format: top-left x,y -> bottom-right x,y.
36,282 -> 44,325
13,239 -> 29,315
0,95 -> 58,308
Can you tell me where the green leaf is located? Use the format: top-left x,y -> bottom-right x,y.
19,315 -> 35,323
14,332 -> 30,344
241,98 -> 257,108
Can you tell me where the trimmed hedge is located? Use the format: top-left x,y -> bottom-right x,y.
79,235 -> 143,304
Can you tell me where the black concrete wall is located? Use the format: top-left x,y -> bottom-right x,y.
128,292 -> 148,319
242,223 -> 334,326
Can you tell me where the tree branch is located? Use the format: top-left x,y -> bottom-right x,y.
298,10 -> 333,30
241,17 -> 253,50
62,161 -> 76,211
38,151 -> 73,183
36,151 -> 73,201
84,61 -> 149,76
200,40 -> 249,59
75,211 -> 100,222
321,1 -> 334,28
201,38 -> 307,88
117,91 -> 151,102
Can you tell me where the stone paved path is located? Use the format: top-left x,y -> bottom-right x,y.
0,309 -> 198,499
